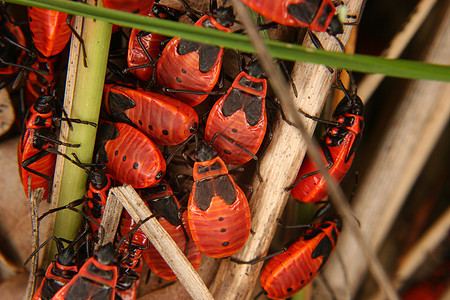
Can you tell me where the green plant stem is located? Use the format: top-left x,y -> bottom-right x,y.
4,0 -> 450,82
50,9 -> 112,259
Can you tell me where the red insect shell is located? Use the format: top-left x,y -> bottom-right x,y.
51,256 -> 118,300
17,105 -> 55,200
260,220 -> 340,299
290,113 -> 364,203
142,184 -> 201,280
28,7 -> 71,57
0,21 -> 26,75
96,122 -> 166,188
103,0 -> 154,15
32,261 -> 78,300
156,15 -> 230,106
127,24 -> 165,81
103,84 -> 198,145
85,174 -> 114,234
205,71 -> 267,165
188,156 -> 251,258
241,0 -> 336,31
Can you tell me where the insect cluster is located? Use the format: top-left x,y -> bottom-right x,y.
0,0 -> 366,299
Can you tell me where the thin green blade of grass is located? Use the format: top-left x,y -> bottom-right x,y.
5,0 -> 450,82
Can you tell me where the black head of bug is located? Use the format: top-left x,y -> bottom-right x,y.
96,243 -> 116,265
212,6 -> 234,28
33,95 -> 54,114
246,60 -> 264,79
196,142 -> 216,162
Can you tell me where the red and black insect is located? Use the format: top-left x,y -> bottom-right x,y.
187,143 -> 251,258
95,121 -> 166,188
156,2 -> 234,106
259,218 -> 341,299
204,59 -> 267,165
125,4 -> 182,81
103,84 -> 198,145
103,0 -> 154,15
241,0 -> 344,36
51,243 -> 118,300
30,236 -> 79,300
141,182 -> 202,280
17,96 -> 89,200
287,78 -> 364,203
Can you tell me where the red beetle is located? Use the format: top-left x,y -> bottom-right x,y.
141,182 -> 202,280
187,143 -> 251,258
52,243 -> 118,300
95,121 -> 166,188
205,59 -> 267,165
18,96 -> 95,200
259,219 -> 341,299
18,96 -> 61,200
241,0 -> 344,36
288,82 -> 364,203
156,6 -> 234,106
125,4 -> 181,81
103,84 -> 198,145
103,0 -> 154,15
28,6 -> 71,58
31,237 -> 78,300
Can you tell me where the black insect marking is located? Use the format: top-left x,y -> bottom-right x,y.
108,91 -> 136,125
177,40 -> 200,55
162,129 -> 169,136
218,217 -> 224,221
216,175 -> 237,205
198,45 -> 220,73
287,288 -> 293,292
138,120 -> 143,125
115,150 -> 118,156
133,162 -> 139,169
312,235 -> 334,271
287,0 -> 321,24
232,128 -> 237,133
309,272 -> 313,276
176,77 -> 182,83
301,280 -> 304,284
222,242 -> 229,247
181,68 -> 187,74
195,179 -> 215,210
122,156 -> 127,161
155,171 -> 164,180
220,228 -> 226,232
224,150 -> 231,154
149,125 -> 153,130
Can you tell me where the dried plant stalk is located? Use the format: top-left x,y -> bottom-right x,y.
210,0 -> 366,299
111,185 -> 214,300
323,4 -> 450,296
97,191 -> 123,246
24,186 -> 44,300
358,0 -> 439,101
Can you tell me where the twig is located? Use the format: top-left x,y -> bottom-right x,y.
358,0 -> 439,101
97,190 -> 123,247
211,0 -> 399,299
111,185 -> 214,300
24,181 -> 44,300
323,4 -> 450,296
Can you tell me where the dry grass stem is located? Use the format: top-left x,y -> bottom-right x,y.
97,190 -> 124,247
358,0 -> 439,101
111,185 -> 214,300
24,185 -> 44,300
209,1 -> 399,300
323,4 -> 450,296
